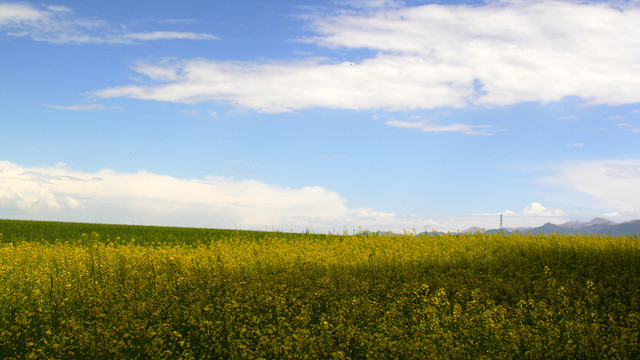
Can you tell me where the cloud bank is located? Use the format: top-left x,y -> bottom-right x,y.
0,3 -> 217,44
0,161 -> 433,233
94,0 -> 640,112
1,161 -> 608,233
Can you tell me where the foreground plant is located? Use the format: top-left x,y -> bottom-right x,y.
0,220 -> 639,359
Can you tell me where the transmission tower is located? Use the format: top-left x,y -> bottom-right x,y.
499,214 -> 503,229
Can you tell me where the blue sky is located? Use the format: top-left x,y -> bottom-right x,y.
1,0 -> 640,232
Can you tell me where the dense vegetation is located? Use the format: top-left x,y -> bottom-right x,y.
1,219 -> 639,359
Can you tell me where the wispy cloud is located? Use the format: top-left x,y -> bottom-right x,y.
565,142 -> 584,148
0,2 -> 217,44
94,57 -> 470,113
123,31 -> 217,41
93,0 -> 640,113
545,159 -> 640,217
315,154 -> 345,160
0,2 -> 47,23
133,18 -> 199,26
45,103 -> 121,111
616,122 -> 640,132
385,119 -> 492,135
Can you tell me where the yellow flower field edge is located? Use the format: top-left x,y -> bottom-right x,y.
1,220 -> 639,359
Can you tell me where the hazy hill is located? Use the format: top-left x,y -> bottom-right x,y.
419,218 -> 640,236
502,218 -> 640,236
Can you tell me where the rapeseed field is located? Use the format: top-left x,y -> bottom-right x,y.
1,219 -> 639,359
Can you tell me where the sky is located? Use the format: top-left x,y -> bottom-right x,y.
1,0 -> 640,233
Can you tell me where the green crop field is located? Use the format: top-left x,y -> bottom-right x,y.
1,219 -> 639,359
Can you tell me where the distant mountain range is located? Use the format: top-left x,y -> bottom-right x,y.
422,218 -> 640,236
488,218 -> 640,236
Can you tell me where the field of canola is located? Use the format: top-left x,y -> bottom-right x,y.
1,219 -> 639,359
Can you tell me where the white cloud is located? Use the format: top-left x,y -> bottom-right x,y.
546,159 -> 640,217
94,0 -> 640,113
45,104 -> 121,111
385,119 -> 492,135
565,142 -> 584,148
317,0 -> 640,106
523,202 -> 567,216
0,2 -> 217,44
123,31 -> 218,41
0,3 -> 45,24
616,122 -> 640,132
95,56 -> 471,113
0,160 -> 436,233
339,0 -> 405,11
